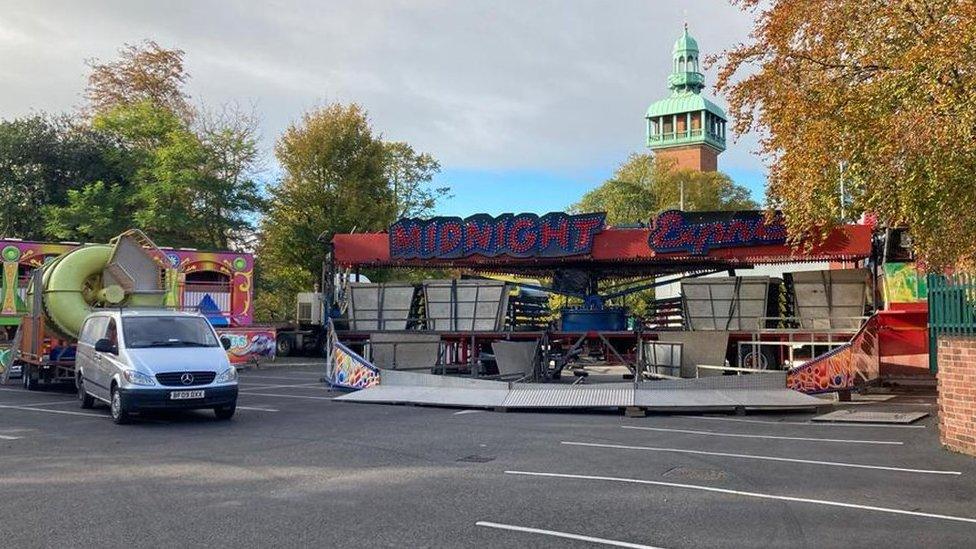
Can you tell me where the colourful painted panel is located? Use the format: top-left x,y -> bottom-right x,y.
0,239 -> 254,327
787,344 -> 858,393
215,327 -> 276,365
883,262 -> 927,304
0,343 -> 12,373
788,313 -> 880,393
329,341 -> 380,389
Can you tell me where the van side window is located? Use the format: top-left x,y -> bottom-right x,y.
105,319 -> 118,347
79,320 -> 92,345
81,317 -> 105,345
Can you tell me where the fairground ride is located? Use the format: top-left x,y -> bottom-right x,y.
318,209 -> 928,395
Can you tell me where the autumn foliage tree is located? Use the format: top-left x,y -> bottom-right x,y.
85,40 -> 194,121
715,0 -> 976,268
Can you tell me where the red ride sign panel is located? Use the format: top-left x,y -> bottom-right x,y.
649,210 -> 788,255
390,212 -> 606,259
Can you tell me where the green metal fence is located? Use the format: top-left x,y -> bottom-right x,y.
928,274 -> 976,372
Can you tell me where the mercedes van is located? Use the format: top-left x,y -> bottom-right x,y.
75,310 -> 238,424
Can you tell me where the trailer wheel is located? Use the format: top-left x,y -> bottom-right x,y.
741,350 -> 768,370
741,347 -> 781,371
23,366 -> 38,391
276,335 -> 293,357
316,336 -> 329,358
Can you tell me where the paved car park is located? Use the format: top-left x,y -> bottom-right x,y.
1,365 -> 975,548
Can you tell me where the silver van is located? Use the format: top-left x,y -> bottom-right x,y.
75,310 -> 238,424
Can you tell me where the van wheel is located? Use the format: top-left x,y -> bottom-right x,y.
214,403 -> 236,420
77,377 -> 95,409
110,386 -> 131,424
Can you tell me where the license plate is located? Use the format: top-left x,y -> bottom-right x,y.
170,390 -> 205,400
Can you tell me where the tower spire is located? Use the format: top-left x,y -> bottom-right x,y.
669,24 -> 704,94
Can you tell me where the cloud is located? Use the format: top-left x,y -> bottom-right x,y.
0,0 -> 765,180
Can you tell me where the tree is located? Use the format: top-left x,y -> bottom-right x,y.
42,101 -> 265,249
85,40 -> 193,121
91,101 -> 206,247
714,0 -> 976,267
256,103 -> 392,320
383,141 -> 450,218
571,153 -> 758,224
195,104 -> 266,249
43,181 -> 130,241
0,115 -> 129,240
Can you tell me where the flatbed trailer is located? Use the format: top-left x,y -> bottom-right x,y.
8,286 -> 77,390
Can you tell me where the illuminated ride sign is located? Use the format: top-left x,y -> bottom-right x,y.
390,212 -> 606,259
649,210 -> 788,255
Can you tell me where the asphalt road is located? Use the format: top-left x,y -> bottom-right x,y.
1,365 -> 974,548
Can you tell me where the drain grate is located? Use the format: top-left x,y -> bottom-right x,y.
457,454 -> 496,463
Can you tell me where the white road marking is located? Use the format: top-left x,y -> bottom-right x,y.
237,392 -> 336,401
236,406 -> 279,412
505,470 -> 976,525
19,400 -> 79,407
561,441 -> 961,475
0,434 -> 22,440
476,521 -> 664,549
0,404 -> 106,419
621,425 -> 902,445
678,415 -> 926,429
454,410 -> 484,415
241,370 -> 324,381
239,382 -> 323,391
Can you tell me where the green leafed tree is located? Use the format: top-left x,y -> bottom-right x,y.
256,103 -> 393,321
43,181 -> 130,241
571,153 -> 758,224
0,115 -> 130,240
42,100 -> 264,249
383,141 -> 450,218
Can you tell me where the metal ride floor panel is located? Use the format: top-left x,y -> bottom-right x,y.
340,386 -> 509,408
502,385 -> 634,408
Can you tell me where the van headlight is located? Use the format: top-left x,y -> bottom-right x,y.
122,369 -> 155,386
215,366 -> 237,383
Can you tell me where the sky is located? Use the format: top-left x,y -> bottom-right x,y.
0,0 -> 765,217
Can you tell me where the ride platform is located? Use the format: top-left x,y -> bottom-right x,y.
335,370 -> 824,413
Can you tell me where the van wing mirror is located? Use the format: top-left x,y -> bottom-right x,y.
94,338 -> 116,354
220,337 -> 232,350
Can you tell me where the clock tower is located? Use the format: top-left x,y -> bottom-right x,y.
645,25 -> 727,172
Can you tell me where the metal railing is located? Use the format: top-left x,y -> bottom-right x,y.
928,273 -> 976,372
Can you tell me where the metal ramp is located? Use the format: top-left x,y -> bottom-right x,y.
335,370 -> 824,412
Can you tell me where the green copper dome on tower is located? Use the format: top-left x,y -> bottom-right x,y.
645,24 -> 728,167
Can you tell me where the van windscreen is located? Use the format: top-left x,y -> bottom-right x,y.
122,317 -> 220,349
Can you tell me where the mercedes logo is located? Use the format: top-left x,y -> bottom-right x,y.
180,373 -> 194,385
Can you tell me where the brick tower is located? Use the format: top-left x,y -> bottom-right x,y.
645,24 -> 727,172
